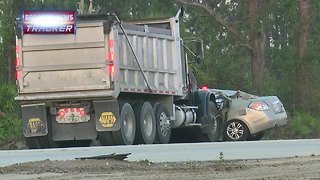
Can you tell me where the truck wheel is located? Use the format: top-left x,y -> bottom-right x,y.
98,131 -> 115,146
25,137 -> 42,149
112,103 -> 136,145
25,135 -> 58,149
205,101 -> 221,142
223,120 -> 249,141
58,140 -> 92,147
135,102 -> 156,144
155,104 -> 171,144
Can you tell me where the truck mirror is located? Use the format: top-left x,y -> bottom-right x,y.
175,7 -> 184,20
196,41 -> 204,63
180,6 -> 184,18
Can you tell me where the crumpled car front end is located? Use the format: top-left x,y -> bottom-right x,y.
211,89 -> 288,141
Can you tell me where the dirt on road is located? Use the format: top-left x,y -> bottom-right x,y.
0,155 -> 320,179
1,137 -> 320,179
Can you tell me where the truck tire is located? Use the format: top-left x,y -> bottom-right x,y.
135,102 -> 156,144
58,140 -> 92,147
155,104 -> 171,144
25,135 -> 58,149
223,120 -> 249,141
25,136 -> 45,149
205,101 -> 221,142
98,131 -> 115,146
112,103 -> 136,145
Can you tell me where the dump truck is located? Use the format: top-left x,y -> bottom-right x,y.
14,10 -> 221,148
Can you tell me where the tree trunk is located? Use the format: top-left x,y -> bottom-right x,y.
250,32 -> 267,94
296,0 -> 310,111
248,0 -> 267,94
89,0 -> 93,14
78,0 -> 85,14
298,0 -> 310,58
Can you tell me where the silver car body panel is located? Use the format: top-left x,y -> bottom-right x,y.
211,89 -> 287,135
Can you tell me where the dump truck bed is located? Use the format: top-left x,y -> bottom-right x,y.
15,16 -> 185,102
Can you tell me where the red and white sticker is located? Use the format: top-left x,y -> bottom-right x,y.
23,11 -> 75,34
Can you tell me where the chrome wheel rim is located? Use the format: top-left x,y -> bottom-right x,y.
159,112 -> 169,136
226,121 -> 244,140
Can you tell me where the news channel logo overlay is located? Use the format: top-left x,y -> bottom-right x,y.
23,11 -> 75,34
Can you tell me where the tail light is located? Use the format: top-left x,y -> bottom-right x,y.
59,111 -> 66,117
80,109 -> 86,116
109,64 -> 115,75
249,102 -> 270,111
56,107 -> 90,123
107,38 -> 116,79
16,71 -> 22,79
16,45 -> 20,53
15,42 -> 22,80
201,85 -> 208,90
16,58 -> 20,67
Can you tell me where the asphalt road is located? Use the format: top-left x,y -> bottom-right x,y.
0,139 -> 319,167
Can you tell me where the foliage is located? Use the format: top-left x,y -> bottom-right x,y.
180,2 -> 255,92
0,0 -> 320,141
0,83 -> 22,142
218,152 -> 224,163
267,112 -> 320,139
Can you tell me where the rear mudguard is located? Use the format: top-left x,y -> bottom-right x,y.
21,103 -> 48,137
93,99 -> 121,132
191,89 -> 219,133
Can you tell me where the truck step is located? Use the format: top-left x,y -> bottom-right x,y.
185,123 -> 202,127
179,106 -> 198,109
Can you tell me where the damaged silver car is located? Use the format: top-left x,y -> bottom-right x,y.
211,89 -> 287,141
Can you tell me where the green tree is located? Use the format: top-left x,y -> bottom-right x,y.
176,0 -> 270,94
0,0 -> 24,82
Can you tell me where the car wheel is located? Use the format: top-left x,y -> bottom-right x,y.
223,120 -> 249,141
155,104 -> 171,144
247,132 -> 264,141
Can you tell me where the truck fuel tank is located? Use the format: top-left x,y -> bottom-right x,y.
172,105 -> 197,128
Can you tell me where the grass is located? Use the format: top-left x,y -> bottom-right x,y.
0,83 -> 22,142
267,112 -> 320,139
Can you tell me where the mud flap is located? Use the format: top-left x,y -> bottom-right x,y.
51,114 -> 97,141
94,100 -> 120,132
192,89 -> 218,133
21,103 -> 48,137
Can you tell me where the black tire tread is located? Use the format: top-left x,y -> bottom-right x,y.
134,101 -> 156,144
112,103 -> 136,145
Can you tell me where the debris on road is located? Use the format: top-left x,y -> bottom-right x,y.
76,153 -> 131,161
